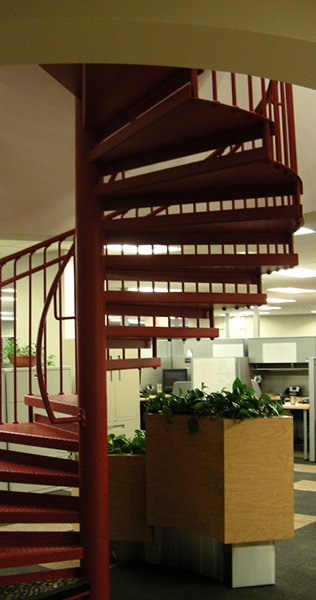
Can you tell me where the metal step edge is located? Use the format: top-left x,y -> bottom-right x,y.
0,566 -> 81,587
0,546 -> 84,569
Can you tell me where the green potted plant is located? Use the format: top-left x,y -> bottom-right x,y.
2,339 -> 36,367
2,338 -> 55,367
71,430 -> 152,542
107,429 -> 151,541
145,378 -> 294,545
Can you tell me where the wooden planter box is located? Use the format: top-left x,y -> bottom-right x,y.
108,454 -> 152,542
146,415 -> 294,544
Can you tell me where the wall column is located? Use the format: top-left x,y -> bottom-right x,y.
253,306 -> 260,338
75,96 -> 109,600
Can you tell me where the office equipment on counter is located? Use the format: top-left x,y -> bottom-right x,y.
289,385 -> 301,397
163,368 -> 187,393
172,380 -> 192,395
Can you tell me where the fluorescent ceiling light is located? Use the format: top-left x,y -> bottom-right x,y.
230,311 -> 254,317
0,297 -> 15,302
257,305 -> 281,311
105,244 -> 180,255
127,318 -> 146,325
127,286 -> 181,293
2,288 -> 14,293
267,298 -> 296,304
275,267 -> 316,278
294,227 -> 315,236
267,287 -> 316,294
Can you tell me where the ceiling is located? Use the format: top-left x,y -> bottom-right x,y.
1,64 -> 316,318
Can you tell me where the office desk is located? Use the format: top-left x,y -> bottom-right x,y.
284,402 -> 309,460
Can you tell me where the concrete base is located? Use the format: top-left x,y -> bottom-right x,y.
110,527 -> 276,588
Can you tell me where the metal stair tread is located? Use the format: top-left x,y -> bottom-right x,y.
0,422 -> 78,452
25,393 -> 78,417
0,459 -> 79,487
0,546 -> 84,569
0,502 -> 80,523
96,149 -> 302,210
90,84 -> 273,174
102,203 -> 303,247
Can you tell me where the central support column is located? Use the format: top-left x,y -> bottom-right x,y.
75,96 -> 109,600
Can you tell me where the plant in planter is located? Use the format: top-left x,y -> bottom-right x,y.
71,430 -> 151,542
145,378 -> 287,431
2,338 -> 55,367
108,429 -> 146,455
145,378 -> 294,545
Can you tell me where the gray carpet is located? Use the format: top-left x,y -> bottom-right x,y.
110,456 -> 316,600
1,455 -> 315,599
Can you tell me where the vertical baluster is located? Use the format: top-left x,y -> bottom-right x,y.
43,247 -> 48,388
28,252 -> 34,424
248,75 -> 254,112
231,73 -> 237,107
13,259 -> 18,423
58,240 -> 64,394
73,237 -> 78,393
280,82 -> 289,168
261,78 -> 267,117
212,71 -> 218,101
272,81 -> 282,163
190,69 -> 199,99
285,83 -> 298,174
0,267 -> 2,424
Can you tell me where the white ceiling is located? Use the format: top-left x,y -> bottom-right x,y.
1,64 -> 316,317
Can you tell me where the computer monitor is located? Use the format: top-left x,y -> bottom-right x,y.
162,368 -> 187,394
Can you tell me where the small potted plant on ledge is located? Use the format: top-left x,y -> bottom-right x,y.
2,338 -> 55,368
2,339 -> 36,367
145,378 -> 294,545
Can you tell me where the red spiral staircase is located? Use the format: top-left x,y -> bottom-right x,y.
0,65 -> 302,599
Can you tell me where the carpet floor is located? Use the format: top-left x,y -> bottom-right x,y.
1,453 -> 315,599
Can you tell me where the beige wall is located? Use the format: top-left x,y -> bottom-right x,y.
1,1 -> 316,91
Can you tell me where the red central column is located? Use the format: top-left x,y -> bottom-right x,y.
75,96 -> 109,600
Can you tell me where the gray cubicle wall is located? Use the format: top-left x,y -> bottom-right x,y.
140,338 -> 248,393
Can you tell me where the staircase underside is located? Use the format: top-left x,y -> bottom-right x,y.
90,83 -> 274,174
97,149 -> 302,211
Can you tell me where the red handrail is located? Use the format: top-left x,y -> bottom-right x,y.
35,241 -> 83,426
0,230 -> 75,427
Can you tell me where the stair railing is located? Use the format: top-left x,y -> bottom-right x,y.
0,230 -> 76,427
35,240 -> 84,426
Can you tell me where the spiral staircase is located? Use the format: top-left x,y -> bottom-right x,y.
0,66 -> 302,599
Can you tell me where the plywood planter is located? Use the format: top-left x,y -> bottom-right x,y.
146,414 -> 294,544
109,454 -> 152,542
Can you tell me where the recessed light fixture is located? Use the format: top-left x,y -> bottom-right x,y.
105,244 -> 180,255
267,298 -> 296,304
258,306 -> 281,311
127,286 -> 171,293
230,311 -> 254,317
294,227 -> 315,236
276,267 -> 316,278
267,287 -> 316,294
